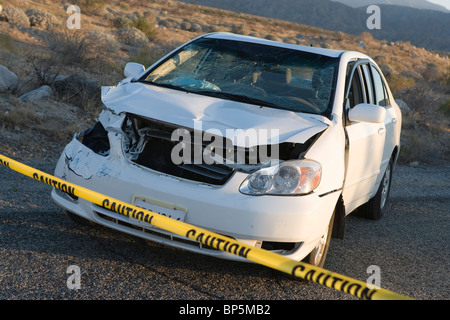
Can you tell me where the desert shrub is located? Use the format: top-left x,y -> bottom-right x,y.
385,74 -> 415,94
46,30 -> 92,66
28,30 -> 96,86
0,7 -> 30,26
87,30 -> 120,52
129,39 -> 185,68
360,31 -> 375,45
0,100 -> 39,130
441,66 -> 450,87
421,63 -> 441,82
113,16 -> 134,28
71,0 -> 106,14
398,86 -> 441,115
400,128 -> 448,165
129,47 -> 158,68
53,74 -> 102,114
118,1 -> 130,11
25,8 -> 60,28
231,24 -> 245,34
114,15 -> 158,40
0,32 -> 15,52
134,16 -> 158,39
439,99 -> 450,117
397,86 -> 449,165
116,27 -> 149,47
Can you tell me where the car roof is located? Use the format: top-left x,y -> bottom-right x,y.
202,32 -> 347,58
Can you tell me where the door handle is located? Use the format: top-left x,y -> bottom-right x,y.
378,127 -> 385,135
392,118 -> 397,124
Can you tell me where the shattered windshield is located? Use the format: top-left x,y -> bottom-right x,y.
140,38 -> 339,116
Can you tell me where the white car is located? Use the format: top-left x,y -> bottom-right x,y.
51,33 -> 401,267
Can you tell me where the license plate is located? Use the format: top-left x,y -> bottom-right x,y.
130,196 -> 186,228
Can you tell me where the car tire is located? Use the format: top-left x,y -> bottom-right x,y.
360,157 -> 393,220
66,211 -> 96,227
303,211 -> 334,267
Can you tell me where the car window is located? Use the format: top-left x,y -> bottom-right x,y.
361,64 -> 375,105
347,66 -> 364,109
371,65 -> 390,106
141,38 -> 339,116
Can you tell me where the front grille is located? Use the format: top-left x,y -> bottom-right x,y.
179,162 -> 236,185
93,207 -> 222,251
134,137 -> 235,185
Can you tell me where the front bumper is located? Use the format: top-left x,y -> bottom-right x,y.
51,134 -> 339,262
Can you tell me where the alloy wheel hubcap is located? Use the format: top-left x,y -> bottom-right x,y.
380,165 -> 391,210
314,225 -> 330,265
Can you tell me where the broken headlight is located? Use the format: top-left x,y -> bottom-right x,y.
239,159 -> 321,195
79,121 -> 110,156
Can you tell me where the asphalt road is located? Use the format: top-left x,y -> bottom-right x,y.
0,159 -> 448,303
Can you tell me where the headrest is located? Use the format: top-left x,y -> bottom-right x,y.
259,67 -> 292,84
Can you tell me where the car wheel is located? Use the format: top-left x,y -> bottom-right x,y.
360,158 -> 393,220
303,211 -> 334,267
66,211 -> 96,227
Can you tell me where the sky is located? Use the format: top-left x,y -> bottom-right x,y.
426,0 -> 450,10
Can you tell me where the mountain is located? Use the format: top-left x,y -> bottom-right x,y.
179,0 -> 450,52
331,0 -> 450,12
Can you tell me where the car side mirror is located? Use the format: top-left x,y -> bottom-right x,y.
124,62 -> 145,78
348,103 -> 386,123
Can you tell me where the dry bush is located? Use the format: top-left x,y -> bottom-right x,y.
385,74 -> 416,95
129,46 -> 160,68
129,40 -> 185,68
28,29 -> 96,86
400,129 -> 448,165
0,100 -> 40,131
0,96 -> 83,151
439,99 -> 450,116
398,86 -> 443,116
46,30 -> 93,66
70,0 -> 109,14
0,32 -> 16,53
113,14 -> 158,40
52,74 -> 102,116
397,86 -> 449,165
134,16 -> 158,40
444,66 -> 450,87
421,63 -> 441,82
360,31 -> 375,45
23,29 -> 109,115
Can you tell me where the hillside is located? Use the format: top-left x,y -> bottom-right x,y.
180,0 -> 450,52
332,0 -> 450,12
0,0 -> 449,166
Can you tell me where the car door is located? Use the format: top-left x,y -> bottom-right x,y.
370,64 -> 398,176
342,61 -> 386,214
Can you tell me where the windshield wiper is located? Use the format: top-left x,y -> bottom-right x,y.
190,90 -> 283,110
139,80 -> 192,93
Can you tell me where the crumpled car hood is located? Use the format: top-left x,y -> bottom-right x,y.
101,82 -> 330,147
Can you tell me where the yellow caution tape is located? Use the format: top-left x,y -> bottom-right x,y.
0,153 -> 413,300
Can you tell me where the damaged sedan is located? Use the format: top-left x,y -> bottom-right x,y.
51,33 -> 401,267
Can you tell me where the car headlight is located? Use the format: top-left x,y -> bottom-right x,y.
239,160 -> 321,195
